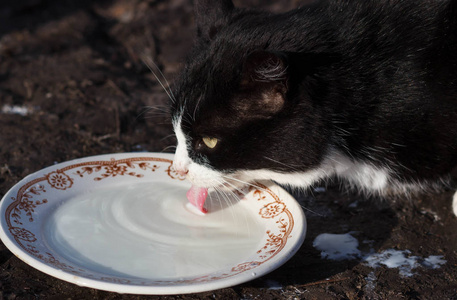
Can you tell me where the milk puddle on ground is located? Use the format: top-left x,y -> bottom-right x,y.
1,104 -> 32,116
313,233 -> 446,277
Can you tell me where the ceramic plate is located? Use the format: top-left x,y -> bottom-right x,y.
0,153 -> 306,294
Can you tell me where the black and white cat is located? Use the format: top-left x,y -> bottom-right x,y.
170,0 -> 457,213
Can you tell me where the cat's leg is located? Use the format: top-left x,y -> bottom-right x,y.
453,191 -> 457,217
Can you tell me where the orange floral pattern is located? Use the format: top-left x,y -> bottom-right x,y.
10,184 -> 48,225
74,159 -> 159,181
231,261 -> 261,272
259,202 -> 286,218
46,171 -> 73,190
9,227 -> 36,242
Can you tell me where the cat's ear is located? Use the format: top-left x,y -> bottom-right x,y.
195,0 -> 234,40
234,51 -> 288,118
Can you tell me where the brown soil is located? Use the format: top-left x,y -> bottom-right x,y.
1,0 -> 456,299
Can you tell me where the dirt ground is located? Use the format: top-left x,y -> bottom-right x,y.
1,0 -> 457,299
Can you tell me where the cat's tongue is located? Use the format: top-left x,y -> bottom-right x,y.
186,185 -> 208,214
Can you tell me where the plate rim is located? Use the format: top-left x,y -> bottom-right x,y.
0,152 -> 306,294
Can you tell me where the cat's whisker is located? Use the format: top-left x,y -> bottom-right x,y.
223,190 -> 249,238
218,177 -> 249,196
141,57 -> 177,104
208,187 -> 224,217
143,104 -> 170,113
221,174 -> 269,193
212,183 -> 239,227
216,180 -> 245,201
298,203 -> 325,217
221,190 -> 250,237
161,145 -> 176,152
216,180 -> 253,237
141,113 -> 171,120
135,106 -> 169,122
213,179 -> 239,200
161,134 -> 177,141
262,156 -> 302,172
186,112 -> 196,123
142,113 -> 169,119
193,96 -> 204,121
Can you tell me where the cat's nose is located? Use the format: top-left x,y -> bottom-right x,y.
173,161 -> 189,177
176,168 -> 188,177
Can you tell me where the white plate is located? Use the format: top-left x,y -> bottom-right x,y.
0,153 -> 306,294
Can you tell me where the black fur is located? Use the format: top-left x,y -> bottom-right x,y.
171,0 -> 457,190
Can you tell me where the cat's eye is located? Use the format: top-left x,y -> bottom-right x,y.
202,137 -> 218,149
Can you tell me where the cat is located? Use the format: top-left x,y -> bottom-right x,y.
170,0 -> 457,214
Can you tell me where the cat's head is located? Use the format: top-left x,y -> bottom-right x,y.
171,0 -> 331,189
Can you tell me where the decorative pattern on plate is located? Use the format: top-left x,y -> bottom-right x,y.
73,158 -> 160,181
0,153 -> 304,294
46,171 -> 73,190
10,184 -> 48,225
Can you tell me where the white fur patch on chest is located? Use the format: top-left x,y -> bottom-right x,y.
330,151 -> 391,193
236,149 -> 392,194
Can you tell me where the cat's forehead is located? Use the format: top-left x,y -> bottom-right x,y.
173,66 -> 244,130
180,95 -> 242,134
174,57 -> 238,103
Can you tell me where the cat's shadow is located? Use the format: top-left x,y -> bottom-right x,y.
240,184 -> 399,289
